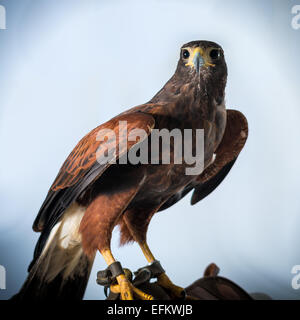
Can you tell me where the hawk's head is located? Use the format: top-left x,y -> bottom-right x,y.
151,40 -> 228,104
176,40 -> 227,85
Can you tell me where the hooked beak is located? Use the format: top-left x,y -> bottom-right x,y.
193,49 -> 205,73
185,47 -> 215,72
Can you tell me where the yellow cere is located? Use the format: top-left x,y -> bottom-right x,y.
184,47 -> 216,68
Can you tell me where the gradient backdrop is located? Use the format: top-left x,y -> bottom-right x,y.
0,0 -> 300,300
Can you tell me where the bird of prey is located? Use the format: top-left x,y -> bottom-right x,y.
15,40 -> 248,300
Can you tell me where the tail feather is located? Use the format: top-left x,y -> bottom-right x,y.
13,203 -> 95,300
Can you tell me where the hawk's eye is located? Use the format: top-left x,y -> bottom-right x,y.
209,49 -> 220,60
182,50 -> 190,59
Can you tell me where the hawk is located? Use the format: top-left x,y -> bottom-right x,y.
15,40 -> 248,300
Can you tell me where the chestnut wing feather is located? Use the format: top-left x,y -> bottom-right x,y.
33,112 -> 155,233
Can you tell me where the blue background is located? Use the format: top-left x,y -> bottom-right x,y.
0,0 -> 300,299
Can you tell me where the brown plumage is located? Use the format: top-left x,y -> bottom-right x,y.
15,40 -> 248,300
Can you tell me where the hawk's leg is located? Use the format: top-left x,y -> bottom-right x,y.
139,241 -> 186,299
100,249 -> 153,300
120,208 -> 186,299
79,167 -> 153,300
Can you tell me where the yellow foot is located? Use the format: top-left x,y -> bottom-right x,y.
156,273 -> 186,299
110,273 -> 154,300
